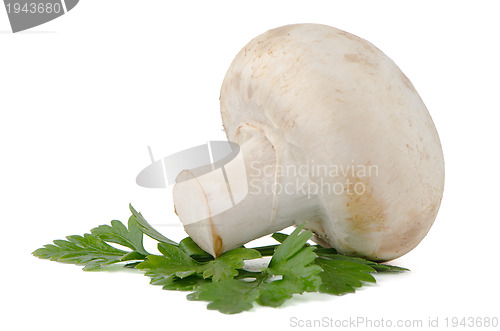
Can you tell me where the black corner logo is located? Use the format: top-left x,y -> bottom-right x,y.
3,0 -> 79,33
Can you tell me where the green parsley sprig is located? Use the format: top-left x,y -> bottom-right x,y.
33,205 -> 407,314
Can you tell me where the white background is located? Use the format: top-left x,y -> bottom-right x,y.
1,1 -> 499,330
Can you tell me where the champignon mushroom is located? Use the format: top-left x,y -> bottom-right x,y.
173,23 -> 445,262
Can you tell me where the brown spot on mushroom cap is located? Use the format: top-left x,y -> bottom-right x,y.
247,84 -> 253,99
345,176 -> 387,233
344,53 -> 379,68
336,30 -> 357,40
232,73 -> 241,91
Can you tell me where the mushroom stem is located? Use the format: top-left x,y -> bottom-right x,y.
173,127 -> 317,256
173,129 -> 277,256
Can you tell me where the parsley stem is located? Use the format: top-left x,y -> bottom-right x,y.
250,244 -> 279,257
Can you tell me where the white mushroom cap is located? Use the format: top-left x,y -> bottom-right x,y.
173,23 -> 445,261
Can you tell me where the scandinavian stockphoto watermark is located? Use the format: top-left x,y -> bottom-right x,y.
248,160 -> 378,198
3,0 -> 79,33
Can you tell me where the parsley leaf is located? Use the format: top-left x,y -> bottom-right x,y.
91,216 -> 149,256
33,206 -> 409,314
137,243 -> 261,283
32,234 -> 131,271
315,257 -> 376,295
129,204 -> 177,245
188,224 -> 322,314
202,248 -> 261,282
266,224 -> 322,292
160,275 -> 211,291
257,278 -> 303,307
316,253 -> 409,273
179,237 -> 213,261
187,278 -> 261,314
271,232 -> 290,244
136,243 -> 202,278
